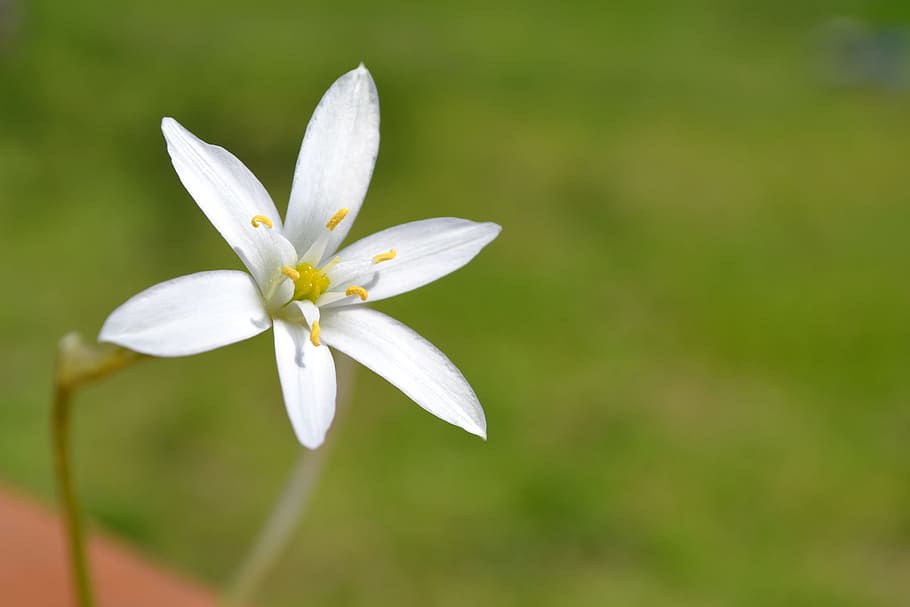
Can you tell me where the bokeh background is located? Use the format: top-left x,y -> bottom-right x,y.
2,1 -> 910,605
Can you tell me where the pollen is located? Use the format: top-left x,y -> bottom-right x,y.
345,286 -> 369,301
372,248 -> 397,264
291,263 -> 331,303
309,321 -> 321,347
251,215 -> 273,229
281,266 -> 301,281
325,208 -> 349,231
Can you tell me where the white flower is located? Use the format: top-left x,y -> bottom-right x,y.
99,65 -> 501,449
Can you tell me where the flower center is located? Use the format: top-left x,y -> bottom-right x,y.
252,209 -> 390,308
288,263 -> 331,303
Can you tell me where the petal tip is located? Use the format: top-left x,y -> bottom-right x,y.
160,116 -> 179,133
95,318 -> 147,356
348,63 -> 376,90
160,117 -> 191,146
96,327 -> 113,346
97,311 -> 124,346
297,434 -> 327,450
353,62 -> 372,79
462,414 -> 487,441
472,221 -> 502,250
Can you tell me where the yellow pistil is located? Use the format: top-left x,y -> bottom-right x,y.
291,263 -> 331,303
372,248 -> 397,264
325,208 -> 349,231
345,286 -> 369,301
309,321 -> 321,347
251,215 -> 273,229
281,266 -> 301,281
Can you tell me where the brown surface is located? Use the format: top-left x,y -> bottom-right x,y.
0,484 -> 216,606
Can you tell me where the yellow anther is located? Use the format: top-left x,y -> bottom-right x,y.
309,321 -> 321,347
345,286 -> 369,301
281,266 -> 301,281
372,248 -> 397,264
251,215 -> 273,229
325,208 -> 350,231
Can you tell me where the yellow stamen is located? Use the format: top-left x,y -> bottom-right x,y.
325,208 -> 349,231
372,248 -> 397,264
281,266 -> 300,281
345,286 -> 369,301
251,215 -> 273,229
310,321 -> 321,347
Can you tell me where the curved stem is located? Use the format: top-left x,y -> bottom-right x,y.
223,355 -> 354,606
52,382 -> 94,607
52,333 -> 144,607
223,447 -> 327,605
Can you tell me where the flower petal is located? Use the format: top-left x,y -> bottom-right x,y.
161,118 -> 298,289
284,65 -> 380,258
99,271 -> 270,356
273,319 -> 337,449
327,218 -> 501,304
283,300 -> 320,327
319,307 -> 486,438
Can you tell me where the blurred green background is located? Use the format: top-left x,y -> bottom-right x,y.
2,0 -> 910,605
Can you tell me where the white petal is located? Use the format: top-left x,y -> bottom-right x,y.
322,258 -> 374,288
99,271 -> 270,356
162,118 -> 298,288
273,319 -> 337,449
284,300 -> 320,327
319,307 -> 486,438
265,275 -> 296,312
284,65 -> 380,257
327,218 -> 501,304
314,291 -> 351,307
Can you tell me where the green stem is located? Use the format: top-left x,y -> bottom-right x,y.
223,447 -> 327,606
223,355 -> 354,606
52,333 -> 144,607
52,381 -> 94,607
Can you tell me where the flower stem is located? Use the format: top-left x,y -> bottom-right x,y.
222,447 -> 327,606
52,382 -> 94,607
223,355 -> 354,606
52,333 -> 144,607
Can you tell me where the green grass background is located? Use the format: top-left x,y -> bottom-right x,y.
2,1 -> 910,605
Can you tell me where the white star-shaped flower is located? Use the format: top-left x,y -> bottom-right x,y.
99,65 -> 500,448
